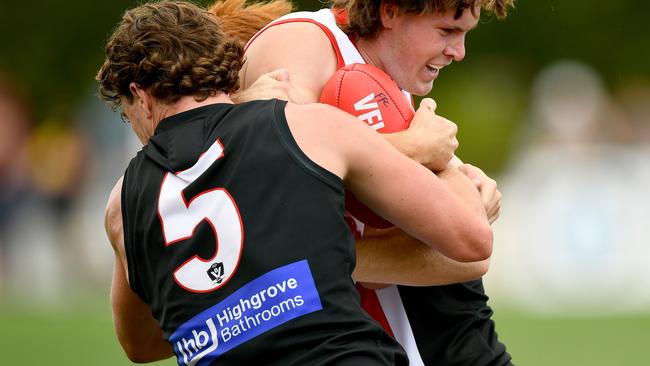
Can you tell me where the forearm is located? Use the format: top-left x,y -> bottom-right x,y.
111,257 -> 173,363
382,132 -> 421,165
352,227 -> 489,286
436,163 -> 487,219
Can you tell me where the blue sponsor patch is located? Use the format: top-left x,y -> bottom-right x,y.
170,260 -> 322,366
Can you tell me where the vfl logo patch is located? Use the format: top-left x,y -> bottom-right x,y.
207,262 -> 225,284
170,260 -> 322,366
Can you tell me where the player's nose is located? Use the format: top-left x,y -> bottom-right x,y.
444,37 -> 466,62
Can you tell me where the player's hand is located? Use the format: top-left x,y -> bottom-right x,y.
231,68 -> 292,103
458,164 -> 501,224
401,98 -> 458,172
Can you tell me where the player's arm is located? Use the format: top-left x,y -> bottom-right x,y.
241,22 -> 338,104
105,177 -> 173,363
353,226 -> 489,286
231,68 -> 292,103
353,160 -> 491,285
351,141 -> 500,285
286,102 -> 492,262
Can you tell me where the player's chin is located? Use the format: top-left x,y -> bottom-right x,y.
409,81 -> 435,97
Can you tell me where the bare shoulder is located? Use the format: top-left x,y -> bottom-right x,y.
286,102 -> 396,147
244,22 -> 338,102
284,103 -> 359,139
283,103 -> 389,178
105,176 -> 124,252
245,21 -> 337,72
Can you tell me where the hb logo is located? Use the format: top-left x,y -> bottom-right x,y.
175,318 -> 219,366
207,262 -> 225,284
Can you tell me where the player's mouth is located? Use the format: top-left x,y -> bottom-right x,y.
425,64 -> 443,78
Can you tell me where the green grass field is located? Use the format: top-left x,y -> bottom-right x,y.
1,299 -> 648,365
492,309 -> 650,365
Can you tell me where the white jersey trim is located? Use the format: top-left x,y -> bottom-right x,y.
376,286 -> 426,366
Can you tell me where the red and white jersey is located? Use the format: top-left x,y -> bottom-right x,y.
246,9 -> 425,366
246,9 -> 364,68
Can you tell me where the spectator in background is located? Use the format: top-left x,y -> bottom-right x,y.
491,60 -> 650,313
0,75 -> 91,301
0,77 -> 33,290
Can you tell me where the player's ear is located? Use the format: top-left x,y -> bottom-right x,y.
379,1 -> 400,29
129,82 -> 153,119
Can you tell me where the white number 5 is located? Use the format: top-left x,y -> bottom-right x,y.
158,140 -> 243,293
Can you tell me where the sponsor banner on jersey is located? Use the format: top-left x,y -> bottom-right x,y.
170,260 -> 322,366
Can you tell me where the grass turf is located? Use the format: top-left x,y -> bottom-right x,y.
1,300 -> 648,365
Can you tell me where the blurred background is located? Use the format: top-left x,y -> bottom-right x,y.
0,0 -> 648,365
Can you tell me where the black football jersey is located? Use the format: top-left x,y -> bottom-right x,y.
121,99 -> 407,366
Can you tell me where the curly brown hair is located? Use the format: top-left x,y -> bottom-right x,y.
331,0 -> 516,39
96,0 -> 244,110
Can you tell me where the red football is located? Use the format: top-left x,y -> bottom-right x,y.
320,63 -> 415,229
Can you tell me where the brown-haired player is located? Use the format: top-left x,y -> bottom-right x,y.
221,0 -> 516,365
97,1 -> 493,364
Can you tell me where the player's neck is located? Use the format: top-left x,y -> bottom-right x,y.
356,38 -> 385,73
168,93 -> 232,116
152,93 -> 233,123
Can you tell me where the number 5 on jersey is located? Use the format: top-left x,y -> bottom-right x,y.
158,140 -> 243,293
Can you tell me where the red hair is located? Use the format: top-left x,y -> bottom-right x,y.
208,0 -> 293,44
